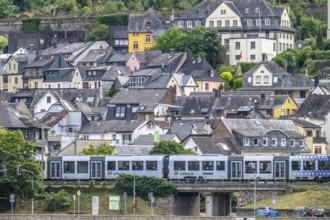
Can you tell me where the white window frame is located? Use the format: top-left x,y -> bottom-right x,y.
281,139 -> 286,147
247,19 -> 253,26
263,138 -> 268,146
265,18 -> 271,26
290,139 -> 295,147
244,138 -> 249,146
187,20 -> 192,28
195,20 -> 201,27
178,20 -> 184,27
272,138 -> 277,146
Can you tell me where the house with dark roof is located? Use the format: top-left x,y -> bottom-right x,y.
291,118 -> 327,155
4,53 -> 36,92
41,110 -> 89,154
126,50 -> 162,72
296,94 -> 330,154
8,33 -> 49,54
42,54 -> 75,89
213,118 -> 310,155
174,0 -> 295,65
182,136 -> 238,155
104,88 -> 176,122
77,49 -> 108,67
146,50 -> 186,73
241,61 -> 314,105
78,119 -> 148,146
178,51 -> 224,92
109,25 -> 129,51
127,8 -> 165,52
97,50 -> 131,66
214,93 -> 299,119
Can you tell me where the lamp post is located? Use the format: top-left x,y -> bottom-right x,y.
133,173 -> 136,215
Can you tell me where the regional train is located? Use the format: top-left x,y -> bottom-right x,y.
37,154 -> 330,182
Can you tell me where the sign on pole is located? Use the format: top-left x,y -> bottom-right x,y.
272,195 -> 276,204
92,196 -> 99,215
109,195 -> 120,210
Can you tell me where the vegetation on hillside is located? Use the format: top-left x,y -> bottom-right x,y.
149,141 -> 195,155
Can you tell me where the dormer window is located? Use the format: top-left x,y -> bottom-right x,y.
255,8 -> 259,13
256,18 -> 262,26
178,20 -> 184,28
247,19 -> 253,26
245,8 -> 249,13
265,18 -> 271,26
146,21 -> 151,29
195,20 -> 201,26
187,20 -> 192,28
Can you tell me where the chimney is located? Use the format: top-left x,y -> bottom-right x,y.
197,56 -> 202,63
260,92 -> 265,101
169,48 -> 174,56
210,70 -> 214,77
170,9 -> 175,21
314,75 -> 319,87
60,110 -> 68,118
254,99 -> 259,112
284,62 -> 287,74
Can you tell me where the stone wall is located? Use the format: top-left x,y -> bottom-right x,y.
237,190 -> 284,207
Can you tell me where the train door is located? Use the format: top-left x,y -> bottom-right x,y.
50,161 -> 61,179
274,161 -> 286,180
231,161 -> 242,179
91,161 -> 102,179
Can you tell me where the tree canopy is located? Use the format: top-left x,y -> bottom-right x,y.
0,36 -> 8,49
81,143 -> 114,155
149,141 -> 194,155
0,128 -> 41,199
152,26 -> 227,67
0,0 -> 13,19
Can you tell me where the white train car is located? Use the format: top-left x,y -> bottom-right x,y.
104,155 -> 165,179
62,156 -> 91,180
289,155 -> 330,181
167,155 -> 229,180
242,155 -> 274,180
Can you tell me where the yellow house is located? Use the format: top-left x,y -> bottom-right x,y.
292,118 -> 327,154
273,96 -> 299,118
4,55 -> 27,92
127,8 -> 164,52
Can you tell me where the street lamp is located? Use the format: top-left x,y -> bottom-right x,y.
253,173 -> 260,218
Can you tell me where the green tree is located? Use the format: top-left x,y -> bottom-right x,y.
0,36 -> 8,50
87,23 -> 109,41
149,140 -> 194,155
105,83 -> 116,97
152,27 -> 186,53
114,173 -> 176,198
316,29 -> 324,50
0,0 -> 14,18
81,143 -> 114,155
44,190 -> 72,211
0,128 -> 41,199
233,78 -> 243,91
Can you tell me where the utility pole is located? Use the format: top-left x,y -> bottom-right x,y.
133,173 -> 136,215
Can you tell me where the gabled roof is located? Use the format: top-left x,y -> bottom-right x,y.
296,94 -> 330,120
176,0 -> 223,20
133,50 -> 162,64
109,88 -> 169,111
41,42 -> 92,56
146,52 -> 184,69
172,95 -> 216,118
80,120 -> 146,134
173,73 -> 195,87
25,55 -> 56,68
41,112 -> 64,128
127,8 -> 164,33
168,120 -> 210,140
79,49 -> 107,63
244,61 -> 284,76
291,118 -> 320,128
188,136 -> 237,155
0,104 -> 30,128
115,145 -> 153,155
133,134 -> 178,145
103,66 -> 132,81
222,118 -> 303,138
143,73 -> 172,89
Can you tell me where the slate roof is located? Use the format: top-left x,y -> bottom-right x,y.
127,8 -> 164,33
80,120 -> 146,134
115,145 -> 154,155
296,94 -> 330,120
109,88 -> 169,112
133,134 -> 178,145
41,42 -> 92,56
8,33 -> 49,54
189,137 -> 237,155
103,66 -> 132,81
171,96 -> 216,118
168,120 -> 210,140
0,104 -> 30,128
176,0 -> 293,32
291,118 -> 320,128
25,55 -> 56,68
143,73 -> 172,89
78,49 -> 107,63
133,50 -> 162,64
222,119 -> 304,138
146,52 -> 184,72
41,112 -> 64,128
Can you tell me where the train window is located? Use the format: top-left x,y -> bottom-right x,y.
259,161 -> 271,173
245,161 -> 257,173
303,161 -> 315,170
146,161 -> 157,170
291,161 -> 300,170
202,161 -> 214,170
188,161 -> 200,171
318,161 -> 330,170
77,161 -> 88,173
174,161 -> 185,170
118,161 -> 130,170
107,161 -> 116,170
64,161 -> 75,173
132,161 -> 144,170
216,161 -> 225,171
